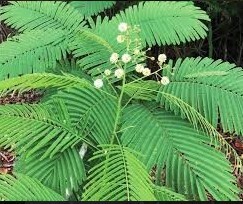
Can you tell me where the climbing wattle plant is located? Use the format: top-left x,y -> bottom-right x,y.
0,1 -> 242,201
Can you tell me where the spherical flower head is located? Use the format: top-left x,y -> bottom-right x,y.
104,69 -> 111,76
142,68 -> 151,76
133,49 -> 140,55
114,68 -> 125,79
94,79 -> 103,89
135,64 -> 144,73
118,22 -> 128,32
158,54 -> 167,63
161,76 -> 170,85
121,53 -> 132,63
117,35 -> 125,43
110,53 -> 119,64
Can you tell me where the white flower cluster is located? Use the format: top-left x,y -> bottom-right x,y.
142,68 -> 151,76
99,22 -> 133,88
110,53 -> 119,64
135,64 -> 151,76
109,52 -> 132,64
114,68 -> 125,78
116,35 -> 125,43
116,22 -> 128,44
135,64 -> 144,73
121,53 -> 131,63
160,76 -> 170,85
118,22 -> 128,32
94,78 -> 103,89
158,54 -> 167,63
93,68 -> 112,88
157,53 -> 170,85
104,69 -> 111,76
94,22 -> 171,89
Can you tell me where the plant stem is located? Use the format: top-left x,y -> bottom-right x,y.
101,74 -> 126,193
111,74 -> 130,199
110,73 -> 126,144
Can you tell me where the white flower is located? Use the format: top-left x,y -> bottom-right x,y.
151,57 -> 155,61
133,49 -> 140,55
135,64 -> 144,73
142,68 -> 151,76
160,76 -> 170,85
104,69 -> 111,76
94,79 -> 103,89
114,68 -> 125,78
116,35 -> 125,43
158,54 -> 167,63
121,53 -> 132,63
110,53 -> 119,64
118,22 -> 128,32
